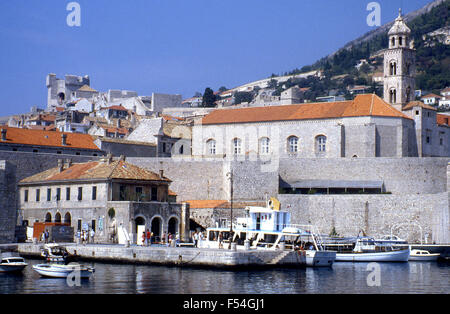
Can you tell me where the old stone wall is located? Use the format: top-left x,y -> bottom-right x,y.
0,161 -> 16,243
278,193 -> 449,243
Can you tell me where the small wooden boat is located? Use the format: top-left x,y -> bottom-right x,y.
409,249 -> 440,261
0,253 -> 28,273
33,263 -> 94,278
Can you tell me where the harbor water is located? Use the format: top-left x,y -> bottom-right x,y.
0,259 -> 448,294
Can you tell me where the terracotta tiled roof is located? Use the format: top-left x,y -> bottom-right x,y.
421,93 -> 441,99
0,127 -> 101,150
201,94 -> 411,125
20,159 -> 170,183
403,101 -> 436,111
437,114 -> 450,127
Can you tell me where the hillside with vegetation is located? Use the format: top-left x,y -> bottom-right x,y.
274,0 -> 449,101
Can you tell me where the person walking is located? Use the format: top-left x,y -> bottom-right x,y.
146,229 -> 151,247
44,229 -> 49,244
193,231 -> 199,248
142,231 -> 146,246
90,229 -> 95,244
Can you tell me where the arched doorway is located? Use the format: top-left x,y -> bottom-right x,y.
168,217 -> 178,235
151,217 -> 162,242
64,212 -> 71,225
55,212 -> 61,223
45,212 -> 52,222
135,216 -> 146,245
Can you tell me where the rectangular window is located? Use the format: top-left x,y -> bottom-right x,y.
47,188 -> 51,201
91,220 -> 96,232
77,219 -> 82,231
24,190 -> 29,202
440,138 -> 443,146
136,187 -> 143,201
119,185 -> 127,201
56,188 -> 61,201
36,189 -> 40,202
78,187 -> 83,201
92,186 -> 97,200
66,187 -> 71,201
151,187 -> 158,201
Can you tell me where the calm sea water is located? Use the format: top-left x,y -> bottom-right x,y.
0,259 -> 448,294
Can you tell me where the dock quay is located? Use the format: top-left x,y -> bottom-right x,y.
13,243 -> 307,269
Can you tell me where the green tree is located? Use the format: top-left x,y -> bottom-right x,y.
202,87 -> 216,107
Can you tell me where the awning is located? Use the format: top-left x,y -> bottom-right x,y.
280,180 -> 384,189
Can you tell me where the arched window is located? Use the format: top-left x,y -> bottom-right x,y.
45,212 -> 52,223
54,212 -> 61,223
315,135 -> 327,154
64,212 -> 71,225
259,137 -> 270,155
398,36 -> 403,46
391,37 -> 395,47
390,89 -> 397,103
390,61 -> 397,76
233,138 -> 242,155
206,139 -> 216,155
287,136 -> 299,153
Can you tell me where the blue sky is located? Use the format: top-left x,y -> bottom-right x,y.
0,0 -> 433,116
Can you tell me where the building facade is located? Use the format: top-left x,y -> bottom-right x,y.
18,156 -> 189,243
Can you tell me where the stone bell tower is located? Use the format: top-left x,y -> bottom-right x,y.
383,9 -> 416,111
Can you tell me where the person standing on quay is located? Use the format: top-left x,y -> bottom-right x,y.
193,231 -> 198,248
146,229 -> 151,246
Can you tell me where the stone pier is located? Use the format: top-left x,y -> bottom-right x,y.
16,243 -> 306,269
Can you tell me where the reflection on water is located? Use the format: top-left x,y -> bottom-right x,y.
0,259 -> 448,294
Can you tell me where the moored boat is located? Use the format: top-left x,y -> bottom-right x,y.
334,237 -> 410,262
409,249 -> 440,261
40,243 -> 75,264
200,197 -> 336,267
32,263 -> 94,278
0,252 -> 28,273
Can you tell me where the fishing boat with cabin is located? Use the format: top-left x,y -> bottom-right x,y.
199,197 -> 336,267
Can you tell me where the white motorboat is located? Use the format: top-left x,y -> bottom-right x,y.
409,249 -> 440,261
33,263 -> 94,278
200,197 -> 336,267
335,237 -> 410,262
0,252 -> 28,273
40,244 -> 74,264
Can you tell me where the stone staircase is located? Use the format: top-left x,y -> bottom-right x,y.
268,250 -> 291,265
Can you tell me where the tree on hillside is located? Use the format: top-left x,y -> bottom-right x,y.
202,88 -> 216,107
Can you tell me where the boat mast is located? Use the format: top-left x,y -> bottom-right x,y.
228,169 -> 234,249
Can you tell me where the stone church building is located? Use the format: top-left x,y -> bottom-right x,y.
192,11 -> 449,158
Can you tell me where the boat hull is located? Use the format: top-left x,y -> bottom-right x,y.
33,264 -> 94,278
409,254 -> 440,261
0,263 -> 28,273
305,250 -> 336,267
336,248 -> 410,262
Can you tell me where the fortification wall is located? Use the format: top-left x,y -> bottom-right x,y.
278,192 -> 449,243
0,161 -> 16,243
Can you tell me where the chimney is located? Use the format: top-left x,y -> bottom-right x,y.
159,169 -> 164,178
65,158 -> 72,169
61,133 -> 67,146
57,159 -> 64,172
1,129 -> 6,141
